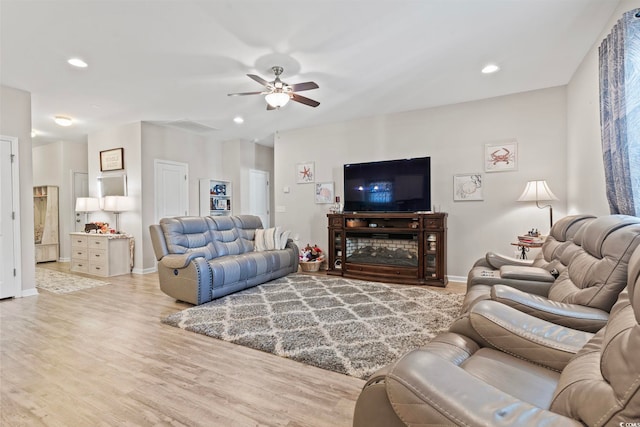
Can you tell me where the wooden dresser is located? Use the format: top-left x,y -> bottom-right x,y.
70,232 -> 132,277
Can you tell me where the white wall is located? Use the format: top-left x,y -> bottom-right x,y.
88,122 -> 143,271
87,122 -> 275,273
567,0 -> 640,215
0,85 -> 35,295
140,122 -> 225,271
275,86 -> 569,280
222,139 -> 275,225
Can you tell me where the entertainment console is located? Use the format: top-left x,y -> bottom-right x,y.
327,212 -> 447,286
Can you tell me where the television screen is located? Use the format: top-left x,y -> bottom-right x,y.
343,157 -> 431,212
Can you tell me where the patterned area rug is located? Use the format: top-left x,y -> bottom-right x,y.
162,274 -> 463,379
35,267 -> 110,294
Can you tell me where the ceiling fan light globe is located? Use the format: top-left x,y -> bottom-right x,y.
265,92 -> 290,108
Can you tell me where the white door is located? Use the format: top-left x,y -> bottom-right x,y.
249,169 -> 270,228
72,171 -> 89,231
0,136 -> 20,299
155,159 -> 189,221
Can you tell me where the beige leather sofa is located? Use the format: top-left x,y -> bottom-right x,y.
450,215 -> 640,345
473,214 -> 594,270
467,214 -> 595,296
352,245 -> 640,426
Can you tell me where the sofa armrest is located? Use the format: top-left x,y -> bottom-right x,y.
285,238 -> 300,271
160,252 -> 207,269
469,300 -> 593,371
491,285 -> 609,333
485,252 -> 534,269
499,265 -> 555,282
382,344 -> 583,427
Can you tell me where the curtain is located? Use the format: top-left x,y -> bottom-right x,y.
599,9 -> 640,215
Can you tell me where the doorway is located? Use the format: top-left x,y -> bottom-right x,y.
0,136 -> 21,299
249,169 -> 270,228
154,159 -> 189,221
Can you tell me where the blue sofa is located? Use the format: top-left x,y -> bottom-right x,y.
149,215 -> 299,305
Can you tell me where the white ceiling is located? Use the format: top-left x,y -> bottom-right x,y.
1,0 -> 619,147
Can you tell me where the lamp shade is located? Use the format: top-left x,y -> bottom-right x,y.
265,91 -> 290,108
102,195 -> 134,213
517,180 -> 558,202
75,197 -> 100,212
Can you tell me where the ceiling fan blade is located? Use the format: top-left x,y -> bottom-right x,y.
291,93 -> 320,107
227,91 -> 266,97
247,74 -> 271,87
289,81 -> 319,92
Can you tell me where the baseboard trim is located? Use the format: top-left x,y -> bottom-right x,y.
447,275 -> 467,284
21,288 -> 39,298
133,267 -> 157,275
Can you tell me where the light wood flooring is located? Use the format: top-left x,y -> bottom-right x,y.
1,263 -> 464,426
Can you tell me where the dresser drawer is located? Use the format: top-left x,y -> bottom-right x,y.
89,249 -> 108,266
71,248 -> 88,260
71,260 -> 89,273
345,262 -> 418,278
71,234 -> 88,248
88,264 -> 108,277
329,217 -> 342,227
424,218 -> 443,229
88,236 -> 108,249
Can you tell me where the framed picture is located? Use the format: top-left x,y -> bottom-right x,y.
296,161 -> 315,183
485,140 -> 517,172
453,173 -> 483,201
315,182 -> 334,203
100,148 -> 124,172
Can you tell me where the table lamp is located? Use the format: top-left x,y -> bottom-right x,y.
75,197 -> 100,224
517,180 -> 558,228
102,195 -> 134,233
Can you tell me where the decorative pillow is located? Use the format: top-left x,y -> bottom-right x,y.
254,229 -> 267,252
279,230 -> 291,249
255,227 -> 291,251
264,227 -> 279,250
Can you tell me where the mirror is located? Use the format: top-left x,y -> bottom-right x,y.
97,174 -> 127,198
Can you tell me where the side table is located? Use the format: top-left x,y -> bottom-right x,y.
511,241 -> 543,259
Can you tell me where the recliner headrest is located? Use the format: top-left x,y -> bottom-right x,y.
550,214 -> 596,242
577,215 -> 640,259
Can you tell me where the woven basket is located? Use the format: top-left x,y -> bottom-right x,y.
299,258 -> 324,272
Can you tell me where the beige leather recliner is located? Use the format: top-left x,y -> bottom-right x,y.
467,214 -> 595,296
472,214 -> 595,271
352,245 -> 640,426
450,215 -> 640,344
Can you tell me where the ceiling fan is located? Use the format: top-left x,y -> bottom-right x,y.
228,66 -> 320,110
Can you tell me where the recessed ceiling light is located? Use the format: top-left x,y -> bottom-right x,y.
54,116 -> 73,126
233,116 -> 244,124
68,58 -> 88,68
481,64 -> 500,74
31,130 -> 37,138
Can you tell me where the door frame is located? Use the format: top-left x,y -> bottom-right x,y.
154,159 -> 189,222
249,168 -> 270,228
1,135 -> 22,297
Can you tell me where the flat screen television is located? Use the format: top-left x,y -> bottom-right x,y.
343,157 -> 431,212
